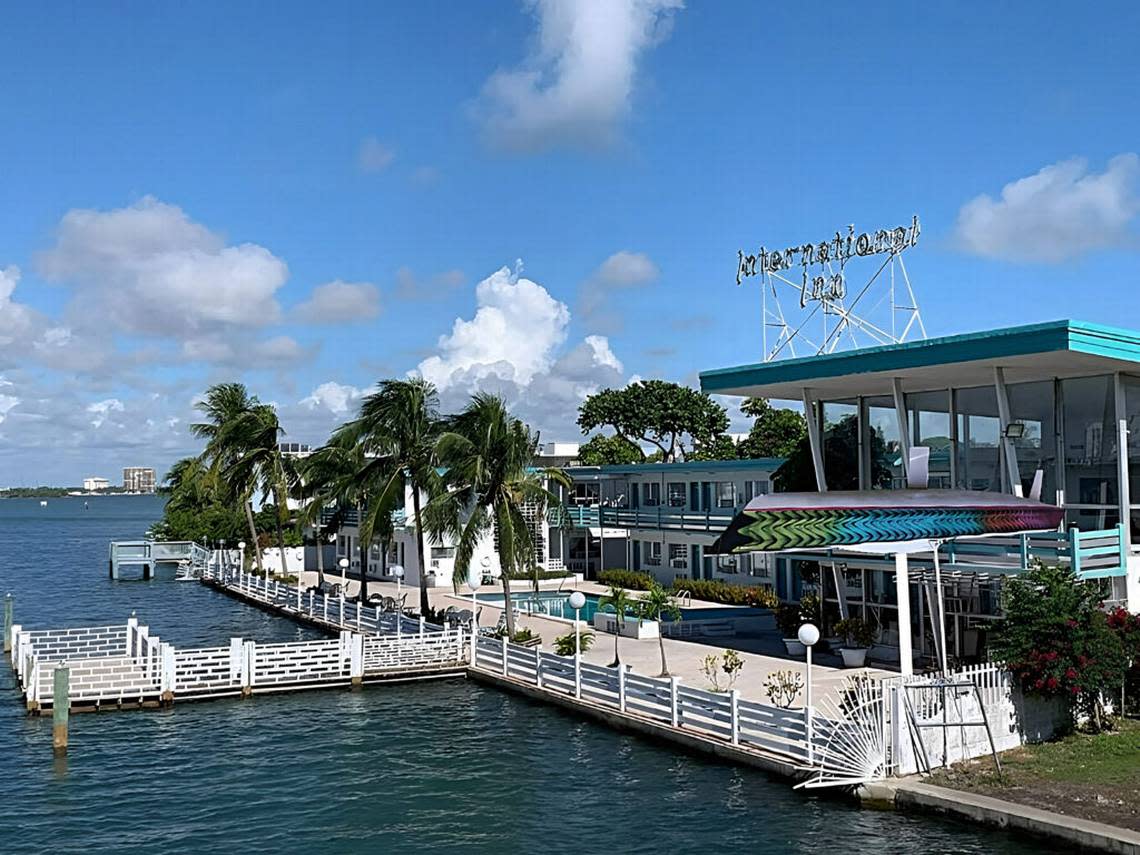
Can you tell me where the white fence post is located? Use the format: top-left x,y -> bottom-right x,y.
229,637 -> 243,683
357,603 -> 362,632
161,642 -> 176,700
670,676 -> 681,727
469,622 -> 476,665
323,595 -> 329,623
618,666 -> 627,713
501,636 -> 508,675
339,595 -> 345,627
730,689 -> 740,746
242,640 -> 255,696
350,633 -> 364,686
574,651 -> 582,700
126,614 -> 138,656
456,627 -> 464,663
535,648 -> 543,689
419,617 -> 425,641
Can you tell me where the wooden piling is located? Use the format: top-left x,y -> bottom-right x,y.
3,594 -> 11,654
52,666 -> 69,754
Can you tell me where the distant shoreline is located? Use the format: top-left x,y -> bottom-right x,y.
0,490 -> 165,499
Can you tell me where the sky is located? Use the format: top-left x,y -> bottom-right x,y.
2,1 -> 1139,485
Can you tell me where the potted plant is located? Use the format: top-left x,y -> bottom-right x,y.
776,604 -> 806,656
835,617 -> 876,667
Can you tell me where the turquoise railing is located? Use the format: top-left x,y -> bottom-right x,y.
943,524 -> 1127,579
548,505 -> 736,533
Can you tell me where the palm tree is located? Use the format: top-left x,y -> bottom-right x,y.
218,403 -> 292,579
434,393 -> 570,636
637,582 -> 682,676
191,383 -> 265,573
598,585 -> 635,667
348,379 -> 445,615
163,457 -> 213,513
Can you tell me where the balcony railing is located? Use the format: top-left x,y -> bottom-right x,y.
549,504 -> 736,533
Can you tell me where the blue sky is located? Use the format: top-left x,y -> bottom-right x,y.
1,1 -> 1139,485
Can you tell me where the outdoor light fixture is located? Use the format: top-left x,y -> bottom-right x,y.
1003,422 -> 1026,439
798,623 -> 819,764
568,590 -> 587,698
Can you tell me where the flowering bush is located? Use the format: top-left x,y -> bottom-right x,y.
989,565 -> 1130,731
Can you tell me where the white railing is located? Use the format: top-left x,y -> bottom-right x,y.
472,635 -> 816,765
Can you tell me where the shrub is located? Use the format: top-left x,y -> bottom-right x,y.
701,649 -> 744,692
990,564 -> 1131,731
764,669 -> 804,708
835,617 -> 876,648
553,630 -> 596,656
506,568 -> 573,581
775,603 -> 802,638
671,578 -> 778,609
598,569 -> 654,590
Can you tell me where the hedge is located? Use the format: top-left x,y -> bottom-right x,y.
597,569 -> 778,609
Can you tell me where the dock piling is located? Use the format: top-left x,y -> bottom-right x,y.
52,665 -> 69,754
3,594 -> 11,654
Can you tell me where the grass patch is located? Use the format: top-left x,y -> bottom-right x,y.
928,719 -> 1140,830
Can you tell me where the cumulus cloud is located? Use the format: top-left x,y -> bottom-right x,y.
0,266 -> 40,367
86,398 -> 125,428
473,0 -> 683,152
415,264 -> 626,436
579,249 -> 659,331
301,381 -> 364,415
954,154 -> 1140,262
37,196 -> 288,336
181,334 -> 314,369
395,266 -> 467,300
293,280 -> 380,322
358,137 -> 396,173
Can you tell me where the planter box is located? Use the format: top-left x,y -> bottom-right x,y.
593,613 -> 659,639
783,638 -> 806,657
840,647 -> 868,668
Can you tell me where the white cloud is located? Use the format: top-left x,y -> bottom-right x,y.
181,334 -> 313,369
358,137 -> 396,173
87,398 -> 125,428
37,196 -> 288,336
301,381 -> 363,415
293,280 -> 380,322
473,0 -> 683,152
0,266 -> 40,368
579,249 -> 659,330
415,263 -> 626,437
954,154 -> 1140,262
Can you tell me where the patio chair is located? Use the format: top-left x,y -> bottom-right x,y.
456,608 -> 474,628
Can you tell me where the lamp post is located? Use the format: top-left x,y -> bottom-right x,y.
338,557 -> 349,593
238,541 -> 246,584
393,565 -> 405,644
798,623 -> 820,764
568,590 -> 586,699
466,566 -> 481,664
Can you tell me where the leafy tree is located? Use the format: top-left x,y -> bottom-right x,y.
578,433 -> 645,466
598,584 -> 635,667
577,380 -> 729,463
773,414 -> 889,491
435,393 -> 571,636
687,433 -> 738,462
990,564 -> 1130,731
736,398 -> 806,459
637,582 -> 682,676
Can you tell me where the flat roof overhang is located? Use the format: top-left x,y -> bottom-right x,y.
700,320 -> 1140,400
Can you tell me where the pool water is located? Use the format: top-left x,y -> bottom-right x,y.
476,591 -> 765,624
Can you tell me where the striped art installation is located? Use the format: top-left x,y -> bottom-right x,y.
708,490 -> 1065,554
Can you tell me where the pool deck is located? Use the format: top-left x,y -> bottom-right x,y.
296,571 -> 888,707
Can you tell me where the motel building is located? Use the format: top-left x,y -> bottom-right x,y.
700,319 -> 1140,673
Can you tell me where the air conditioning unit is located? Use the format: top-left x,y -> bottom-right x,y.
670,558 -> 687,569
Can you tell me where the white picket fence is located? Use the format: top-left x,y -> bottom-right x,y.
472,635 -> 817,765
10,617 -> 465,710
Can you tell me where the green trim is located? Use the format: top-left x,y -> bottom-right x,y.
700,320 -> 1140,395
573,458 -> 785,477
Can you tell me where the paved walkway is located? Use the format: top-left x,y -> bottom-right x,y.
294,571 -> 888,706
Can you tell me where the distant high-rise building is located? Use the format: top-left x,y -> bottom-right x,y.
83,477 -> 110,491
122,467 -> 156,494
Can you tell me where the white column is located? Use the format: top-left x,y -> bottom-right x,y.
802,388 -> 828,492
993,366 -> 1023,496
894,552 -> 913,676
892,377 -> 912,486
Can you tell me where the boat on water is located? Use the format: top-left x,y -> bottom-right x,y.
39,500 -> 47,507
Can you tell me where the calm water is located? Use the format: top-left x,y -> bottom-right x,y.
0,496 -> 1042,853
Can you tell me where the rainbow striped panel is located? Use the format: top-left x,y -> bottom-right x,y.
708,490 -> 1065,554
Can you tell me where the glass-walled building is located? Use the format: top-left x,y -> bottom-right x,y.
701,320 -> 1140,670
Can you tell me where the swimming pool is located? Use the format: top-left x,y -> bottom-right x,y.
475,591 -> 765,624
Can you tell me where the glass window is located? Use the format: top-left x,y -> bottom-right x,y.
716,554 -> 738,573
669,543 -> 687,567
1125,374 -> 1140,540
955,385 -> 1002,492
743,479 -> 770,501
645,541 -> 662,565
907,390 -> 953,489
749,552 -> 772,578
430,547 -> 455,560
643,482 -> 661,507
1062,376 -> 1120,531
667,482 -> 686,507
865,397 -> 902,489
715,481 -> 736,508
1007,380 -> 1056,501
822,401 -> 861,489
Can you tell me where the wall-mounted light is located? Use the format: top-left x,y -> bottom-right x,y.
1003,422 -> 1026,439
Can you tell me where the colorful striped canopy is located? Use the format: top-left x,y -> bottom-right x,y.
706,490 -> 1065,554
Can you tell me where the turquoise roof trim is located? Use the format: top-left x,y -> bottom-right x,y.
570,458 -> 785,477
700,320 -> 1140,394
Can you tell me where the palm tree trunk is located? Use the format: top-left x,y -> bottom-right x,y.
315,522 -> 325,588
357,503 -> 368,603
412,487 -> 429,616
273,487 -> 289,581
500,572 -> 515,637
244,497 -> 264,574
657,633 -> 669,677
610,623 -> 620,667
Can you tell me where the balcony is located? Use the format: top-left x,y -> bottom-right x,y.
549,504 -> 736,533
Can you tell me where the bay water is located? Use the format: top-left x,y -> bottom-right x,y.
0,496 -> 1043,853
